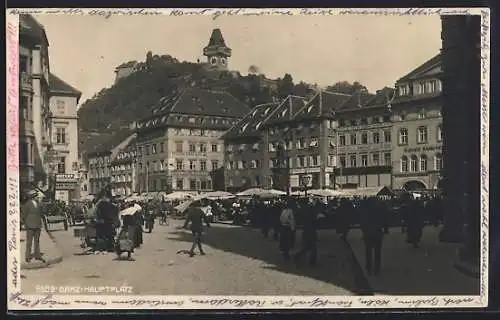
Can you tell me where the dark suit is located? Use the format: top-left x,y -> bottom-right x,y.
21,198 -> 43,261
184,206 -> 210,254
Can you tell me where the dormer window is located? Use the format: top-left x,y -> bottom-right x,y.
264,107 -> 271,115
418,82 -> 426,95
281,109 -> 288,117
428,80 -> 439,93
417,109 -> 426,119
307,105 -> 314,113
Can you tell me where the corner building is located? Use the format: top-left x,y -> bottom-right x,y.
135,87 -> 249,193
391,54 -> 444,191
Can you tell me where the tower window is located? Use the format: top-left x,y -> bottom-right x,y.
221,58 -> 227,65
210,57 -> 217,65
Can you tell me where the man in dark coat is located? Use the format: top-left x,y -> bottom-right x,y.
294,210 -> 318,267
183,200 -> 210,257
360,198 -> 389,276
21,190 -> 46,263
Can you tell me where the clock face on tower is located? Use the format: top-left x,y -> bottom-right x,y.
210,57 -> 217,65
221,58 -> 227,66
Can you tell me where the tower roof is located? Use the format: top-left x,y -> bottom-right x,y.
207,28 -> 226,47
203,28 -> 232,57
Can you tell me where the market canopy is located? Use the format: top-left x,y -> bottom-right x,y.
165,191 -> 194,201
307,189 -> 344,198
337,186 -> 395,198
200,191 -> 235,200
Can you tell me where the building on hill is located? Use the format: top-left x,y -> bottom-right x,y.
110,136 -> 138,197
203,28 -> 232,71
87,131 -> 135,195
391,53 -> 444,191
135,87 -> 250,193
19,14 -> 52,191
114,60 -> 139,83
48,73 -> 82,203
221,102 -> 281,192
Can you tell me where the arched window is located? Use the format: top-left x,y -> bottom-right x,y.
435,153 -> 443,170
401,156 -> 408,172
399,128 -> 408,145
420,155 -> 428,171
410,155 -> 418,172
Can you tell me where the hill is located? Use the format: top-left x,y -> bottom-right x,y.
77,53 -> 370,152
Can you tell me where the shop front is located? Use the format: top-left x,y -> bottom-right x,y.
55,173 -> 78,204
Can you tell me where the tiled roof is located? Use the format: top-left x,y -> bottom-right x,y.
207,28 -> 227,47
262,96 -> 308,125
87,130 -> 133,156
49,73 -> 82,97
293,91 -> 351,120
335,91 -> 375,112
222,102 -> 280,140
137,88 -> 250,131
396,53 -> 442,83
365,87 -> 396,108
19,14 -> 49,46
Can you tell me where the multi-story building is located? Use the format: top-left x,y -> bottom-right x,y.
110,136 -> 137,197
77,153 -> 90,199
19,14 -> 52,190
391,54 -> 444,191
87,131 -> 135,195
333,88 -> 395,189
222,102 -> 280,192
135,87 -> 249,193
262,92 -> 350,191
49,73 -> 82,203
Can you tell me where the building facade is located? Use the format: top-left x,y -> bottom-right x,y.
391,54 -> 444,191
110,137 -> 137,196
222,102 -> 280,192
77,153 -> 90,199
334,88 -> 394,189
19,14 -> 52,191
49,73 -> 82,203
135,87 -> 249,193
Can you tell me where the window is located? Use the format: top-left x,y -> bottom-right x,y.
410,155 -> 418,172
372,132 -> 380,144
189,160 -> 196,170
255,160 -> 260,168
56,127 -> 66,144
399,85 -> 409,96
384,153 -> 391,166
312,155 -> 319,166
57,156 -> 66,174
417,109 -> 426,119
372,153 -> 380,166
199,143 -> 207,153
200,160 -> 207,171
20,55 -> 28,73
360,118 -> 368,125
349,154 -> 357,167
339,119 -> 346,127
429,80 -> 438,93
437,124 -> 443,142
339,156 -> 346,168
160,143 -> 164,153
420,155 -> 428,171
435,153 -> 443,170
298,138 -> 305,149
177,179 -> 184,190
339,135 -> 346,146
189,143 -> 196,152
175,159 -> 183,170
350,134 -> 357,145
20,96 -> 29,120
384,130 -> 391,143
417,126 -> 428,143
298,156 -> 305,167
145,145 -> 150,156
211,144 -> 218,152
418,82 -> 426,94
175,141 -> 183,153
401,156 -> 408,172
190,179 -> 197,190
399,128 -> 408,145
152,144 -> 157,154
361,132 -> 368,144
361,154 -> 368,167
229,161 -> 235,169
211,160 -> 219,170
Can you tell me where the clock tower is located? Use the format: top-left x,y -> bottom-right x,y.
203,28 -> 232,70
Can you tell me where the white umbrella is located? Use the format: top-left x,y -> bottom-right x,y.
236,188 -> 265,197
174,199 -> 195,214
165,191 -> 193,201
201,191 -> 235,200
308,189 -> 343,197
119,206 -> 139,217
258,189 -> 287,198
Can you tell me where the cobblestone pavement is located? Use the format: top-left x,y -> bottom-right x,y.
21,221 -> 367,296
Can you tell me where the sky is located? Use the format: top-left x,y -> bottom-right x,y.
34,13 -> 442,104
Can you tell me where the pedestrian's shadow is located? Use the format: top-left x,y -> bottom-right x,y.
113,256 -> 136,262
166,226 -> 370,295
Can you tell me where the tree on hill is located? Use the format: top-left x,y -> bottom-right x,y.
326,81 -> 369,95
277,73 -> 294,99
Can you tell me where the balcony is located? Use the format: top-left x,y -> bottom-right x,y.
20,72 -> 33,91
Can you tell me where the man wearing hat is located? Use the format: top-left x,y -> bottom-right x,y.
21,189 -> 45,263
183,199 -> 210,257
